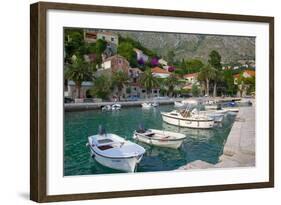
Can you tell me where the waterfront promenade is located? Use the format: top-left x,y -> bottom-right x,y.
65,97 -> 242,112
178,104 -> 255,170
65,98 -> 176,111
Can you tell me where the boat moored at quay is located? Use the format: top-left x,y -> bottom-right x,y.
161,110 -> 215,129
133,128 -> 187,149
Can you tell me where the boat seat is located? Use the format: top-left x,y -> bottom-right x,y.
145,133 -> 155,137
98,145 -> 114,151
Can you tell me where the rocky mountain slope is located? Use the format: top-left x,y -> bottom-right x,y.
118,31 -> 255,64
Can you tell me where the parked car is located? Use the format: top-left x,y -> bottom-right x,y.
179,93 -> 192,98
127,95 -> 140,101
64,97 -> 74,103
83,98 -> 94,103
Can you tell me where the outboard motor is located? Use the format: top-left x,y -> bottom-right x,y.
137,123 -> 146,133
98,125 -> 106,135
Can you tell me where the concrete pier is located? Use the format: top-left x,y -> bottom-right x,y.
65,97 -> 242,112
178,104 -> 255,170
65,99 -> 176,112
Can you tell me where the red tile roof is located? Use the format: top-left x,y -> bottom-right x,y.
184,73 -> 199,78
151,67 -> 170,74
233,70 -> 255,78
244,70 -> 255,76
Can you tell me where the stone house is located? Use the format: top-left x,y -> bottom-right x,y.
64,80 -> 93,99
233,70 -> 255,97
100,55 -> 130,75
84,30 -> 119,46
183,73 -> 199,84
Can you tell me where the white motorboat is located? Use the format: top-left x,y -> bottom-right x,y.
161,110 -> 215,129
190,108 -> 226,123
133,128 -> 187,149
111,103 -> 121,110
87,128 -> 145,172
101,105 -> 112,111
204,103 -> 223,110
182,99 -> 199,105
152,102 -> 159,107
223,107 -> 239,113
174,101 -> 185,108
142,102 -> 152,109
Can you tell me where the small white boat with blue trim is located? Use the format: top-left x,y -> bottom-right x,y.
111,103 -> 121,110
133,128 -> 187,149
87,127 -> 145,172
142,102 -> 152,109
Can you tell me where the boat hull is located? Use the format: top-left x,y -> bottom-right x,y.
133,134 -> 184,149
161,113 -> 214,129
90,147 -> 143,172
174,102 -> 184,107
208,114 -> 224,122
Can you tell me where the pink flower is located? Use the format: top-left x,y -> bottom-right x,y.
151,57 -> 159,66
168,66 -> 175,72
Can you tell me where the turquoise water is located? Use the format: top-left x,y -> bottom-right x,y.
64,105 -> 235,176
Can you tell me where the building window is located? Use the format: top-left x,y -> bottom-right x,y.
111,37 -> 114,42
102,36 -> 105,40
142,90 -> 146,93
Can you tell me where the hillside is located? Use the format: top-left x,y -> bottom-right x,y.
117,31 -> 255,64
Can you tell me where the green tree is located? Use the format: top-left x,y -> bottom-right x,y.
208,50 -> 222,97
167,50 -> 175,64
208,50 -> 222,70
95,39 -> 107,54
236,75 -> 255,96
244,76 -> 255,94
65,57 -> 93,98
212,69 -> 224,97
117,42 -> 137,67
198,64 -> 216,96
164,74 -> 181,97
112,71 -> 129,101
64,29 -> 85,62
186,59 -> 204,74
90,75 -> 112,100
223,70 -> 237,96
191,84 -> 200,97
140,69 -> 159,98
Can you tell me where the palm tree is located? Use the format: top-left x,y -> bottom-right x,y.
140,69 -> 159,99
198,64 -> 216,96
212,69 -> 223,97
208,50 -> 222,97
164,74 -> 181,97
65,58 -> 93,98
112,71 -> 129,101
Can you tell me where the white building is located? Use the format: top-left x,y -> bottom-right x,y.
151,67 -> 171,78
133,48 -> 148,62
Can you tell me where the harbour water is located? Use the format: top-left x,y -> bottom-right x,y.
64,105 -> 236,176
